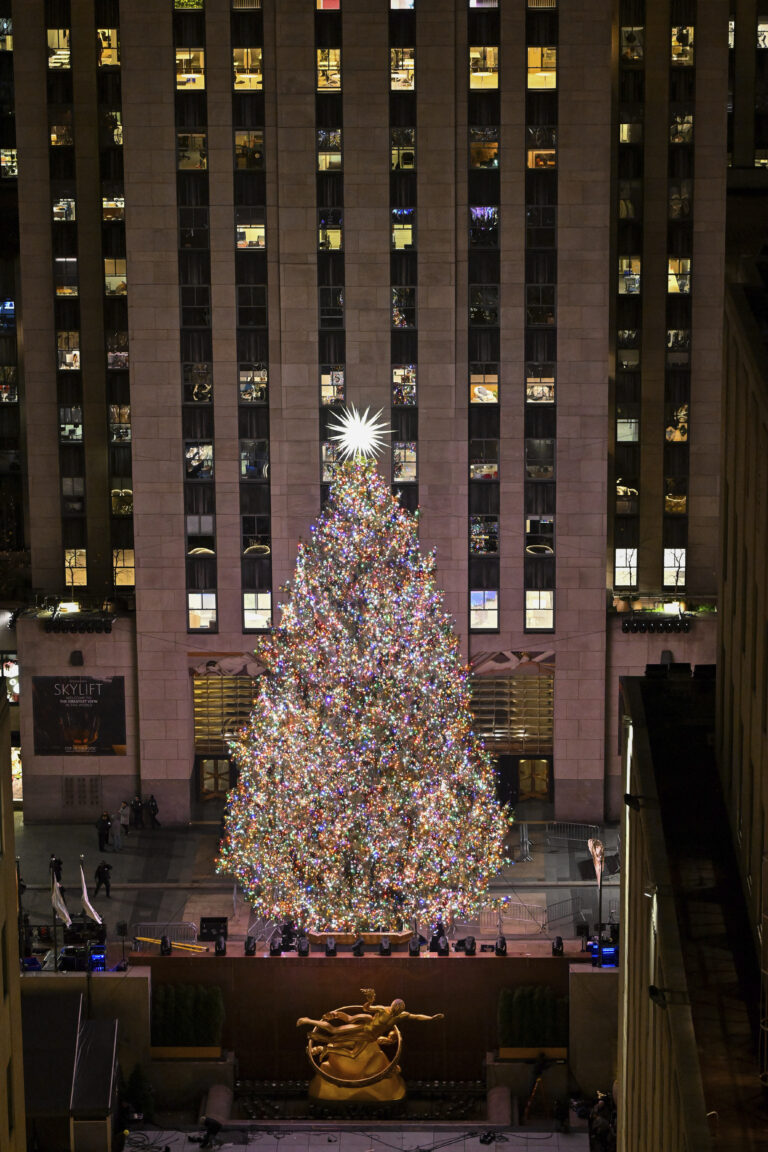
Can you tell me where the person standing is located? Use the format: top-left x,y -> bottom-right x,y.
94,860 -> 112,898
119,800 -> 131,838
110,814 -> 123,852
147,794 -> 160,828
96,811 -> 112,852
131,794 -> 144,829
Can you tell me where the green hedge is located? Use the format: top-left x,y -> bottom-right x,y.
151,984 -> 225,1047
497,985 -> 568,1048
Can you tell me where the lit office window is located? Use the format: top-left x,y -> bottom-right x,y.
667,257 -> 691,294
525,517 -> 554,556
185,442 -> 214,480
54,258 -> 78,297
666,328 -> 690,365
619,120 -> 642,144
471,590 -> 499,631
317,0 -> 340,8
321,441 -> 340,482
183,363 -> 213,403
1,149 -> 18,177
665,479 -> 687,514
188,513 -> 216,551
47,29 -> 70,68
671,26 -> 694,66
234,130 -> 264,169
759,23 -> 768,48
236,206 -> 265,249
391,127 -> 415,170
390,1 -> 414,8
59,406 -> 83,442
109,405 -> 132,442
241,514 -> 269,554
391,208 -> 415,249
620,27 -> 644,63
239,364 -> 268,403
391,48 -> 415,90
469,46 -> 498,89
0,17 -> 12,51
470,1 -> 498,7
728,19 -> 735,49
176,48 -> 205,89
616,408 -> 639,442
53,197 -> 76,222
111,481 -> 133,515
64,549 -> 87,588
526,126 -> 557,169
665,402 -> 688,442
470,364 -> 498,404
527,47 -> 557,89
102,194 -> 124,221
318,128 -> 342,171
618,256 -> 641,295
104,258 -> 127,296
188,592 -> 217,631
470,516 -> 499,555
525,363 -> 555,404
50,122 -> 74,147
469,439 -> 499,480
113,549 -> 135,587
670,113 -> 693,144
57,331 -> 80,370
663,549 -> 686,588
244,592 -> 271,630
614,548 -> 637,588
97,29 -> 120,66
318,208 -> 343,250
469,206 -> 499,247
233,47 -> 262,89
320,365 -> 345,405
178,132 -> 207,170
392,287 -> 416,328
469,127 -> 499,169
317,48 -> 341,90
392,365 -> 416,406
175,0 -> 204,7
393,442 -> 417,483
240,439 -> 269,479
525,590 -> 553,630
0,367 -> 17,403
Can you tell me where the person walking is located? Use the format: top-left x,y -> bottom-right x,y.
147,794 -> 161,828
130,794 -> 144,829
94,860 -> 112,898
96,811 -> 112,852
119,800 -> 131,838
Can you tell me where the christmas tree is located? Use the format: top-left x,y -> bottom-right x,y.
218,412 -> 509,931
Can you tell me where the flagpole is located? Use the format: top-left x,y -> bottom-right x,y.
51,878 -> 59,972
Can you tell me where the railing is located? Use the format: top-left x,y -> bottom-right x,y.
545,895 -> 582,930
131,921 -> 198,951
544,821 -> 601,847
479,901 -> 546,934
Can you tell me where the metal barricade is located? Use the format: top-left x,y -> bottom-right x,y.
544,821 -> 601,848
131,921 -> 198,952
545,895 -> 582,930
479,901 -> 546,934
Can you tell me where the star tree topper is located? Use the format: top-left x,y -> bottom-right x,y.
327,404 -> 391,461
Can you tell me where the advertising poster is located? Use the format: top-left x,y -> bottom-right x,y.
32,675 -> 127,756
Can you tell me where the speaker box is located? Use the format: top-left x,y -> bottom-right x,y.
199,916 -> 228,941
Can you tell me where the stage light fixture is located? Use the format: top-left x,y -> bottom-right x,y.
269,937 -> 282,957
621,619 -> 630,633
408,936 -> 421,957
463,935 -> 476,956
494,935 -> 507,956
436,934 -> 449,957
630,621 -> 639,633
214,934 -> 227,956
379,936 -> 391,956
244,935 -> 257,956
351,937 -> 365,957
160,935 -> 172,955
551,935 -> 564,956
297,937 -> 310,957
325,937 -> 337,957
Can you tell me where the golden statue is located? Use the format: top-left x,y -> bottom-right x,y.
296,987 -> 444,1101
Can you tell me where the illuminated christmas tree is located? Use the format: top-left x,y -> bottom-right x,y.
218,408 -> 509,932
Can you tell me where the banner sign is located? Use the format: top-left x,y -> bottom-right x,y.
32,675 -> 127,756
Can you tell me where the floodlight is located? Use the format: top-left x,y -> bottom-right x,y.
325,937 -> 337,957
379,936 -> 391,956
494,935 -> 507,956
436,934 -> 449,957
160,935 -> 172,955
351,937 -> 365,957
552,935 -> 564,956
463,935 -> 476,956
244,935 -> 257,956
408,936 -> 421,957
297,936 -> 310,957
214,934 -> 227,956
269,937 -> 282,957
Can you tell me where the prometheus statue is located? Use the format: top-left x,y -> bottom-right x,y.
296,987 -> 444,1101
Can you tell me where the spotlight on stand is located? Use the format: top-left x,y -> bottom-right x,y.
494,935 -> 507,956
325,937 -> 337,957
463,935 -> 476,956
269,934 -> 282,957
214,934 -> 227,956
436,934 -> 449,957
379,936 -> 391,957
297,936 -> 310,958
429,922 -> 446,952
408,935 -> 421,957
160,935 -> 172,956
244,935 -> 257,956
351,937 -> 365,957
552,935 -> 564,956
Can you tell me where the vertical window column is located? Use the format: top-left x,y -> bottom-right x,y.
390,5 -> 418,511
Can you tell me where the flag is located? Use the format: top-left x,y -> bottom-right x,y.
80,864 -> 102,926
51,875 -> 71,927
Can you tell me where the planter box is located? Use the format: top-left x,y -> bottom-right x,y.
150,1046 -> 222,1060
497,1046 -> 567,1060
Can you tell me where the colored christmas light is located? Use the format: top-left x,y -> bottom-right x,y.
217,458 -> 511,932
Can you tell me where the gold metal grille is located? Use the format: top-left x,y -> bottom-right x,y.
193,675 -> 256,754
471,673 -> 554,754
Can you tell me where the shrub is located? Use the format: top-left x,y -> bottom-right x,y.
151,983 -> 225,1047
497,985 -> 568,1048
